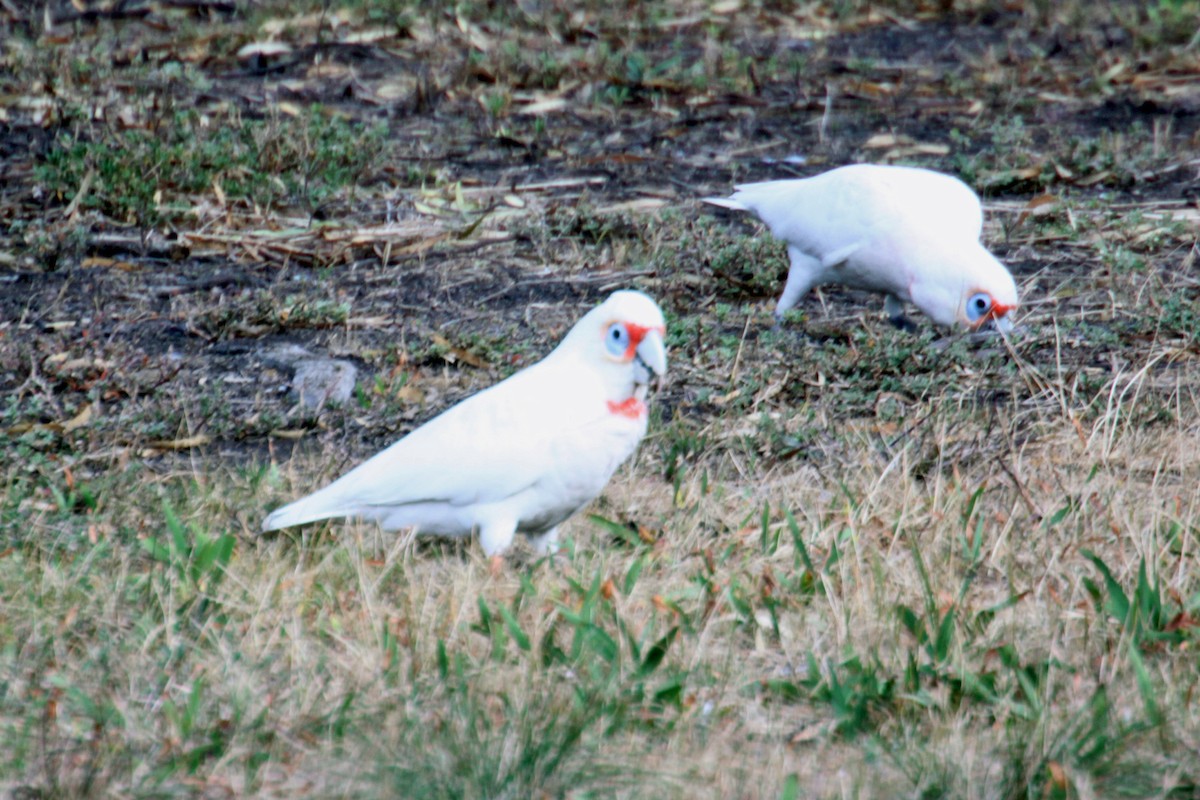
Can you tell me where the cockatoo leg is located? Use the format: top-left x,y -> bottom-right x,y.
478,518 -> 517,557
774,247 -> 820,321
884,294 -> 918,332
529,526 -> 560,558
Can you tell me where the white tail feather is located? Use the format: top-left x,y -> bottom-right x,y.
261,493 -> 344,532
699,196 -> 748,211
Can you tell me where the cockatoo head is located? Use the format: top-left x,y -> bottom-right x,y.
915,244 -> 1019,332
557,290 -> 667,408
957,255 -> 1019,332
960,288 -> 1017,332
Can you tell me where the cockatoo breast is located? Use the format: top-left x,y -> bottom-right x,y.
518,419 -> 644,533
492,355 -> 651,535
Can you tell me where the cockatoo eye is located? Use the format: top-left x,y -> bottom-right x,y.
965,292 -> 993,323
605,322 -> 630,357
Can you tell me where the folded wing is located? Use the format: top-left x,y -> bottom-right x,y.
261,364 -> 575,530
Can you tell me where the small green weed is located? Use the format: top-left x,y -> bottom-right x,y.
138,500 -> 237,622
376,567 -> 686,797
1081,550 -> 1199,650
36,107 -> 386,226
704,232 -> 789,302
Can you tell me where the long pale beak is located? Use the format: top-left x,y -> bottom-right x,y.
991,312 -> 1015,333
633,329 -> 667,382
970,300 -> 1016,334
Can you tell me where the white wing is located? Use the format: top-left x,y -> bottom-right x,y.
712,165 -> 984,261
262,356 -> 604,529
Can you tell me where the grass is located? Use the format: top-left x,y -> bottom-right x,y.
9,410 -> 1198,797
35,107 -> 387,227
3,0 -> 1200,797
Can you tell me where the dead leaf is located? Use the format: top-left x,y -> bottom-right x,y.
62,403 -> 94,433
456,13 -> 493,51
5,403 -> 93,437
1015,193 -> 1061,227
788,722 -> 825,745
1076,170 -> 1113,187
904,143 -> 950,156
429,333 -> 490,369
116,105 -> 143,129
307,62 -> 352,80
82,257 -> 139,271
57,605 -> 78,634
864,133 -> 949,160
63,168 -> 95,221
340,28 -> 393,44
148,434 -> 211,450
514,96 -> 568,115
512,176 -> 606,193
863,132 -> 902,149
596,198 -> 668,214
236,41 -> 293,61
1027,193 -> 1060,213
1165,612 -> 1199,633
1046,761 -> 1069,792
369,78 -> 417,102
982,166 -> 1043,189
848,80 -> 896,98
394,383 -> 424,404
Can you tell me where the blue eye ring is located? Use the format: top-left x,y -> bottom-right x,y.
965,292 -> 993,323
605,322 -> 630,357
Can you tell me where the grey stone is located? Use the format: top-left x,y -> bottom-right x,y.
291,358 -> 358,409
259,344 -> 358,409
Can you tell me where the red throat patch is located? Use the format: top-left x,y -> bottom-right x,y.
607,397 -> 646,419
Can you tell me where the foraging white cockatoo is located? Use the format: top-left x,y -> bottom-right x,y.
702,164 -> 1019,331
261,290 -> 667,557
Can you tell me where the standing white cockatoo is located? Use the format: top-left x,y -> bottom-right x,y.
702,164 -> 1019,331
261,290 -> 667,557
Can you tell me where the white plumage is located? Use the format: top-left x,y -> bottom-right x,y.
261,290 -> 667,557
702,164 -> 1019,331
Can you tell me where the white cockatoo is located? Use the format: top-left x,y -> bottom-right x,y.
261,290 -> 667,557
702,164 -> 1019,331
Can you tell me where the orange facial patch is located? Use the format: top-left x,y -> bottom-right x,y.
617,322 -> 666,360
974,300 -> 1016,328
990,301 -> 1016,319
607,397 -> 646,419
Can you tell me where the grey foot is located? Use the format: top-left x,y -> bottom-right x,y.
529,527 -> 560,559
